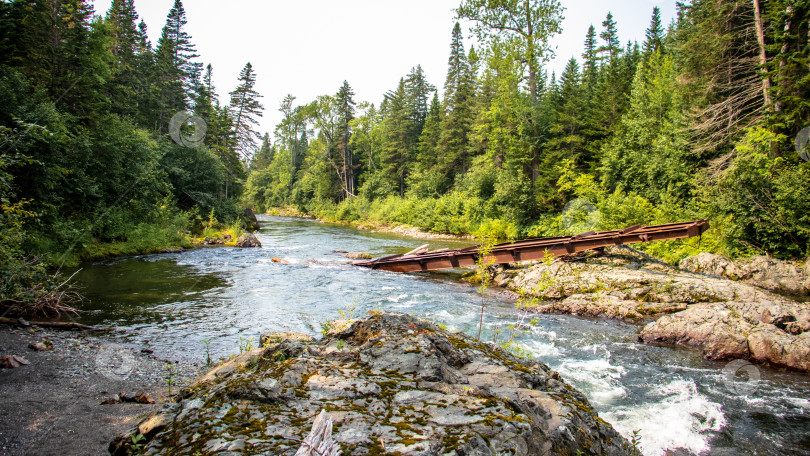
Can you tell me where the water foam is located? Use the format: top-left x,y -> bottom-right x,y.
601,379 -> 726,456
556,356 -> 628,404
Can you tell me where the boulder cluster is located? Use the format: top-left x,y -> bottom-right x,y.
501,247 -> 810,371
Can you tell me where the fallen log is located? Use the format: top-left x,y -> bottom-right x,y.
0,317 -> 100,331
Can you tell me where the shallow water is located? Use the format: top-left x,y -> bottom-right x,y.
72,216 -> 810,455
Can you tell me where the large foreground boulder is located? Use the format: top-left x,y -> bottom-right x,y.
111,313 -> 637,455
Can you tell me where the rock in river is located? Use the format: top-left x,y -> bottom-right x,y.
235,232 -> 262,248
111,313 -> 638,455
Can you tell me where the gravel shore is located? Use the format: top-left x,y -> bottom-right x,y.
0,324 -> 201,456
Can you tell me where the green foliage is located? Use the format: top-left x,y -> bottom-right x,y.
709,128 -> 810,258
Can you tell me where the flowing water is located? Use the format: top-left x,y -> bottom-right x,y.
72,216 -> 810,455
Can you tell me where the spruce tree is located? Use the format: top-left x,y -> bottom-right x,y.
380,79 -> 413,195
582,25 -> 599,79
405,65 -> 435,128
229,62 -> 264,162
155,0 -> 201,128
107,0 -> 147,118
643,7 -> 665,54
437,22 -> 474,187
598,12 -> 621,62
417,93 -> 443,170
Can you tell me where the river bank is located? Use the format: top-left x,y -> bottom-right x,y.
20,215 -> 810,455
0,323 -> 201,456
267,206 -> 474,241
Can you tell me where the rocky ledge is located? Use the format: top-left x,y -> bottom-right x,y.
501,247 -> 810,372
111,313 -> 637,455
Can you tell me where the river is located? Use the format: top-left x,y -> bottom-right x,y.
72,215 -> 810,455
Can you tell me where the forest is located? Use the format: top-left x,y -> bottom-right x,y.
1,0 -> 809,307
245,0 -> 810,263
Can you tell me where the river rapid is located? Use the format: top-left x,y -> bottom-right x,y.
73,215 -> 810,455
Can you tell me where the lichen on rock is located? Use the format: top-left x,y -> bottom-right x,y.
111,313 -> 638,455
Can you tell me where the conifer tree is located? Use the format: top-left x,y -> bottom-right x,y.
405,65 -> 435,129
18,0 -> 109,116
582,25 -> 599,80
643,7 -> 664,54
229,62 -> 264,162
336,80 -> 357,198
598,12 -> 621,62
250,134 -> 274,172
107,0 -> 147,118
155,0 -> 201,128
380,79 -> 413,195
417,93 -> 443,170
437,22 -> 475,187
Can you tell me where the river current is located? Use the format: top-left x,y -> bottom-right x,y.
73,215 -> 810,455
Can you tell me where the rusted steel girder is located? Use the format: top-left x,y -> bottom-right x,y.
353,220 -> 710,273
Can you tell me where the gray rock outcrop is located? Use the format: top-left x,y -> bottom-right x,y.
111,313 -> 638,455
679,252 -> 810,296
505,248 -> 810,371
640,300 -> 810,371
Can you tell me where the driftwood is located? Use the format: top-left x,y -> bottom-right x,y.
0,317 -> 99,331
404,244 -> 430,256
294,409 -> 341,456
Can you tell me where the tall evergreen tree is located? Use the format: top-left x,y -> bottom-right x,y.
404,65 -> 435,129
598,12 -> 621,62
336,80 -> 357,198
582,25 -> 599,80
380,79 -> 413,196
437,23 -> 475,187
643,7 -> 665,54
229,62 -> 264,162
107,0 -> 148,118
154,0 -> 201,129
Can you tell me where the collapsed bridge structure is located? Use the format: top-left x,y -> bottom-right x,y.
353,220 -> 710,273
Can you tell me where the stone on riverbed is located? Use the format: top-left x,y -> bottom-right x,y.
111,313 -> 637,455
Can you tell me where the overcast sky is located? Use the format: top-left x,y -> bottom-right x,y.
90,0 -> 677,136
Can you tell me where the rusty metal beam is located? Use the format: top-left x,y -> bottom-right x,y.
353,220 -> 710,273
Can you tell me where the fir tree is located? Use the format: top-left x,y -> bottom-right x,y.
437,22 -> 475,187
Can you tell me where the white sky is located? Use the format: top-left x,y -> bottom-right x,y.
90,0 -> 677,136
